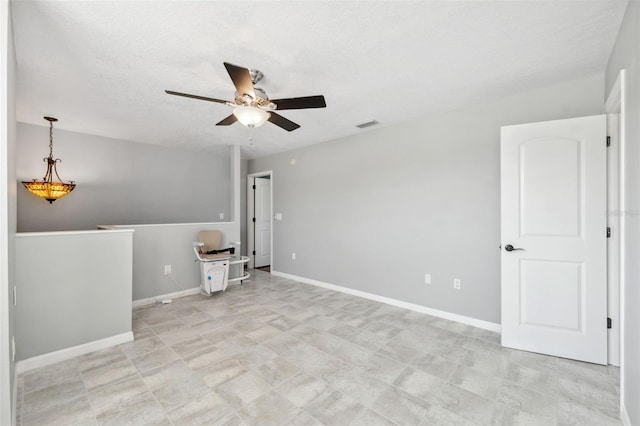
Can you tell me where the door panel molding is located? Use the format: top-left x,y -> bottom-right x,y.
501,115 -> 607,365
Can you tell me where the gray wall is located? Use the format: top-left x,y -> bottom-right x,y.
605,1 -> 640,423
249,74 -> 604,324
105,222 -> 240,301
16,123 -> 232,232
1,0 -> 17,422
15,230 -> 132,360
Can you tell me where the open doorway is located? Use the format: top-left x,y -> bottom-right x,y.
247,171 -> 273,271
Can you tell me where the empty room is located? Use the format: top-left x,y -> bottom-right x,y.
1,1 -> 639,425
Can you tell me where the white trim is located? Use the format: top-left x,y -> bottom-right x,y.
605,69 -> 627,407
247,176 -> 255,269
606,112 -> 620,366
16,229 -> 134,238
11,368 -> 17,426
605,73 -> 622,113
247,170 -> 273,270
132,287 -> 201,308
99,221 -> 235,229
0,1 -> 12,424
272,270 -> 501,332
15,332 -> 133,374
620,403 -> 631,426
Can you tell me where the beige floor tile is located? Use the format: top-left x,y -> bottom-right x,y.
152,374 -> 209,411
199,358 -> 247,387
167,389 -> 235,425
131,347 -> 179,373
88,374 -> 149,414
237,389 -> 300,425
15,269 -> 621,426
303,388 -> 366,425
22,378 -> 85,416
276,372 -> 330,408
141,360 -> 194,390
22,394 -> 94,426
82,358 -> 138,390
216,371 -> 271,409
96,393 -> 165,426
254,356 -> 300,386
23,358 -> 81,393
120,336 -> 166,359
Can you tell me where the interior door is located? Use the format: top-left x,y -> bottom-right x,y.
254,177 -> 271,268
501,115 -> 607,364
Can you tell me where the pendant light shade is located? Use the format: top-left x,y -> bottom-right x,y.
22,117 -> 76,204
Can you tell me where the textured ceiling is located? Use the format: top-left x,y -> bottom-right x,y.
12,1 -> 627,159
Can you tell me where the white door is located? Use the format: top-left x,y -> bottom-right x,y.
254,177 -> 271,268
501,115 -> 607,365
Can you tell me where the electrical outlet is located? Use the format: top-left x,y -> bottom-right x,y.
292,252 -> 296,260
424,273 -> 431,284
453,278 -> 461,290
219,213 -> 224,220
164,265 -> 172,275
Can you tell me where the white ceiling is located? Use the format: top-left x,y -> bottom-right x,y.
12,1 -> 627,159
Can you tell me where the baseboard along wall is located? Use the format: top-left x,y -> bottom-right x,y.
271,270 -> 501,333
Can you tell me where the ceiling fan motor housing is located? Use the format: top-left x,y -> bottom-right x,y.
249,68 -> 264,85
235,87 -> 275,109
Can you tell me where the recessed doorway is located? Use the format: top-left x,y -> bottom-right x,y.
247,171 -> 273,271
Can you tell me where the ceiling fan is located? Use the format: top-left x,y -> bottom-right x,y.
166,62 -> 326,132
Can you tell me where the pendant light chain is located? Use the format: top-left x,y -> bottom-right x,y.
48,119 -> 54,158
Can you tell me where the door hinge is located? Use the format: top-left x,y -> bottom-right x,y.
607,317 -> 612,329
252,217 -> 256,223
252,250 -> 256,256
606,136 -> 611,147
607,227 -> 611,238
252,184 -> 256,190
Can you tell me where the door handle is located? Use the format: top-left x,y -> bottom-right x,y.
504,244 -> 525,252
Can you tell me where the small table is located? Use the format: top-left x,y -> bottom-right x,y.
228,256 -> 250,284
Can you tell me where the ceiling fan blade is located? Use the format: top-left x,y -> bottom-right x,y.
268,112 -> 300,132
216,114 -> 238,126
270,95 -> 326,110
223,62 -> 255,99
165,90 -> 229,104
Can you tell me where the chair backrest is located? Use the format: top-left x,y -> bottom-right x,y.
198,230 -> 222,252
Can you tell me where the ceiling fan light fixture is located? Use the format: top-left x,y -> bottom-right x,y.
233,105 -> 270,128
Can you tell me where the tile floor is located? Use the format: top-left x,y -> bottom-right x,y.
16,269 -> 621,425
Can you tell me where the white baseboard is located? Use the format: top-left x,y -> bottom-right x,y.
271,271 -> 501,333
621,403 -> 631,426
132,287 -> 201,308
16,332 -> 133,374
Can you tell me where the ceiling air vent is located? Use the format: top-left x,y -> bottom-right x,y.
355,119 -> 379,129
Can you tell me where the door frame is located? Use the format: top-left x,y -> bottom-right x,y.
605,70 -> 626,390
247,170 -> 273,270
